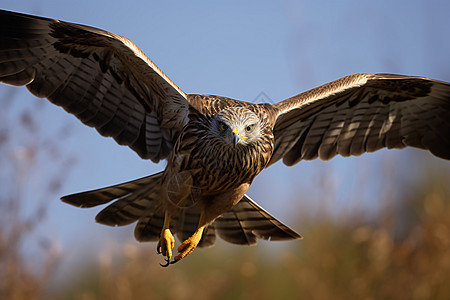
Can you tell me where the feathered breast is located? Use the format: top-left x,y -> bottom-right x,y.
171,108 -> 274,193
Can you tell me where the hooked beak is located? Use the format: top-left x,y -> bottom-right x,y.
231,128 -> 240,147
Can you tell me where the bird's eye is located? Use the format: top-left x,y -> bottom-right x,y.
220,122 -> 228,131
245,124 -> 254,132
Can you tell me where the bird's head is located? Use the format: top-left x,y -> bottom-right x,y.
212,107 -> 262,147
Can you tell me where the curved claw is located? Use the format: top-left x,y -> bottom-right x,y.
156,245 -> 161,254
160,257 -> 170,268
159,257 -> 179,267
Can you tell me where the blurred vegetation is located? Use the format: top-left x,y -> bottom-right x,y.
45,167 -> 450,300
0,88 -> 74,300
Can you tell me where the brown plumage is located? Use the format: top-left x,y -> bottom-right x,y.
1,10 -> 450,264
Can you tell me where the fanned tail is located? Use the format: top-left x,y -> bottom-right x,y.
62,177 -> 301,247
136,194 -> 302,248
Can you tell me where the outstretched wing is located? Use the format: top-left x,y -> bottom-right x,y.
0,10 -> 189,162
269,73 -> 450,166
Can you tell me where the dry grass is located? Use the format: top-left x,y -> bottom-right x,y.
0,88 -> 72,300
0,214 -> 60,300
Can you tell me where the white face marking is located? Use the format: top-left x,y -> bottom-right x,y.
212,107 -> 262,146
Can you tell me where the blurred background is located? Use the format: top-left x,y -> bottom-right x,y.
1,1 -> 450,299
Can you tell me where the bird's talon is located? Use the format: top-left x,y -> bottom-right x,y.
157,228 -> 175,258
160,257 -> 178,267
160,257 -> 171,267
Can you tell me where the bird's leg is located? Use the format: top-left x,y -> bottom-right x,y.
174,226 -> 205,262
157,210 -> 175,260
173,211 -> 206,262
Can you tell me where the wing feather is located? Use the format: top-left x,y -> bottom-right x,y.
0,9 -> 188,162
270,73 -> 450,166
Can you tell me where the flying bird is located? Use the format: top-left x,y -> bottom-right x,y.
1,9 -> 450,265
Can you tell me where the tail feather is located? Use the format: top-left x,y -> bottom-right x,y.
61,172 -> 163,227
175,208 -> 201,241
96,191 -> 160,226
198,225 -> 216,248
214,194 -> 302,245
134,194 -> 302,248
176,208 -> 217,248
61,172 -> 164,208
134,206 -> 217,247
134,211 -> 165,242
62,174 -> 301,248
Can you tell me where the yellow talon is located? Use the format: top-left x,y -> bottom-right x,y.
157,228 -> 175,258
174,226 -> 205,262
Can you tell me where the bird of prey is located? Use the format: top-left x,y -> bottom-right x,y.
1,10 -> 450,265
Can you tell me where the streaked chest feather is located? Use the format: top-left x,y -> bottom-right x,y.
170,123 -> 273,193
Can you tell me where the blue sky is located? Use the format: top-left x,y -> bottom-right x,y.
2,0 -> 450,272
